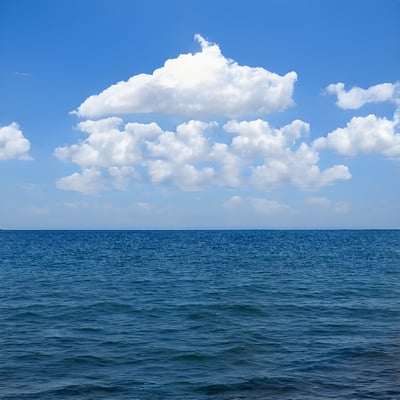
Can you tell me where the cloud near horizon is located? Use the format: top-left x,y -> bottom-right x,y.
74,34 -> 297,119
223,195 -> 289,215
55,117 -> 351,194
0,122 -> 32,160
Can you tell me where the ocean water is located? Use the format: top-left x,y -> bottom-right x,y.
0,230 -> 399,400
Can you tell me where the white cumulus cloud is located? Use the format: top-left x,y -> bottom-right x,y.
55,117 -> 162,168
314,114 -> 400,156
327,82 -> 400,109
224,119 -> 351,189
0,122 -> 31,160
55,116 -> 352,194
74,34 -> 297,119
56,168 -> 106,195
57,36 -> 375,195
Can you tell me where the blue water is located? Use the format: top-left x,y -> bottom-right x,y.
0,230 -> 399,399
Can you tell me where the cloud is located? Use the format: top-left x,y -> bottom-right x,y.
74,34 -> 297,119
225,119 -> 308,158
306,197 -> 331,207
14,71 -> 31,77
145,120 -> 218,190
54,117 -> 351,194
0,122 -> 31,160
320,81 -> 400,157
108,166 -> 137,190
314,114 -> 400,156
56,117 -> 351,194
56,168 -> 106,195
306,197 -> 350,214
136,202 -> 152,210
249,197 -> 290,215
223,195 -> 289,215
63,201 -> 112,209
54,117 -> 162,168
334,201 -> 351,214
222,195 -> 244,209
327,82 -> 400,109
225,119 -> 351,189
20,183 -> 42,191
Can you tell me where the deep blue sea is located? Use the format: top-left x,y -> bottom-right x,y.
0,230 -> 399,399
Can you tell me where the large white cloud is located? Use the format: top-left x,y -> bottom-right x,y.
314,114 -> 400,156
0,122 -> 31,160
327,82 -> 400,109
74,34 -> 297,119
55,117 -> 351,194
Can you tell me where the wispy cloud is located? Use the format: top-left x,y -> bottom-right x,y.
14,71 -> 31,77
223,195 -> 289,215
136,202 -> 152,210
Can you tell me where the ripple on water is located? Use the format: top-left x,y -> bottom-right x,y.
0,230 -> 399,400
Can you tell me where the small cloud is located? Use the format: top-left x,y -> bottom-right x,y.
14,71 -> 31,77
65,202 -> 92,209
222,195 -> 244,209
306,197 -> 331,208
63,201 -> 111,209
223,195 -> 288,215
334,201 -> 351,214
56,168 -> 106,195
20,183 -> 42,191
326,81 -> 399,110
0,122 -> 32,160
249,198 -> 289,215
136,202 -> 152,210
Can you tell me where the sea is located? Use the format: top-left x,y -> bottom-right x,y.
0,230 -> 399,400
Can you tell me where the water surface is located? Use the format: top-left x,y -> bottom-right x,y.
1,230 -> 399,399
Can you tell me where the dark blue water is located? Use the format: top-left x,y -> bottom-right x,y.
0,230 -> 399,399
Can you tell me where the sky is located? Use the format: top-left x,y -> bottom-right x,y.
1,0 -> 399,229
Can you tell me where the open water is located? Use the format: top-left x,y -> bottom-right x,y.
0,230 -> 399,399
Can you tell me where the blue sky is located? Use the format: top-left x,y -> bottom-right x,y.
1,0 -> 399,229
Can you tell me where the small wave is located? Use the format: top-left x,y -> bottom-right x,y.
229,304 -> 266,315
172,352 -> 215,362
85,300 -> 137,313
1,382 -> 124,399
40,383 -> 123,398
198,376 -> 299,396
187,311 -> 219,320
63,354 -> 113,367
